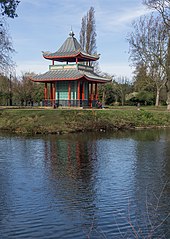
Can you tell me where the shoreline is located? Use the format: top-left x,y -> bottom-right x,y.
0,107 -> 170,135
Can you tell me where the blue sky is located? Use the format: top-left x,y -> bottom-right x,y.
8,0 -> 150,79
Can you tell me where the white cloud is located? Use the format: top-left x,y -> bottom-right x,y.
96,5 -> 151,32
117,7 -> 150,24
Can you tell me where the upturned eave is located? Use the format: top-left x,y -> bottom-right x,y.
30,68 -> 110,84
43,51 -> 99,62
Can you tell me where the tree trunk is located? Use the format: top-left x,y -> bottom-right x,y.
166,36 -> 170,110
155,88 -> 160,107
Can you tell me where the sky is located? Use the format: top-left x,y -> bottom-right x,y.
7,0 -> 151,80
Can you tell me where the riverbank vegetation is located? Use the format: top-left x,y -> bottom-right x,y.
0,107 -> 170,135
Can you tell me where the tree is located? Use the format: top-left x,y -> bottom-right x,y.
143,0 -> 170,109
0,18 -> 14,74
12,73 -> 44,106
0,0 -> 19,75
143,0 -> 170,27
115,76 -> 132,106
133,63 -> 155,92
98,73 -> 116,105
128,14 -> 169,106
98,74 -> 132,106
0,0 -> 20,18
0,74 -> 10,105
80,6 -> 97,55
98,82 -> 117,105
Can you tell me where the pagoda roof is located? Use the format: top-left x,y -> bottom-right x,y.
42,31 -> 99,62
31,68 -> 111,83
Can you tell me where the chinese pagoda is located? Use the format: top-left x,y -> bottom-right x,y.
31,31 -> 110,107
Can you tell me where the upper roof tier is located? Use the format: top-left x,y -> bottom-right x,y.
43,31 -> 100,62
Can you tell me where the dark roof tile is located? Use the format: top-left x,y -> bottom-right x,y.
43,32 -> 99,61
32,68 -> 110,83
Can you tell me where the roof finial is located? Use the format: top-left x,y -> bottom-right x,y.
69,26 -> 75,37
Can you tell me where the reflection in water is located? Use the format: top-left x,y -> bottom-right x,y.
0,129 -> 170,238
44,136 -> 98,227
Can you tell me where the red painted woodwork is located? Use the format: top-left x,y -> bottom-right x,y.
91,83 -> 93,95
53,83 -> 56,101
90,83 -> 93,108
50,83 -> 53,100
95,83 -> 98,100
68,82 -> 71,100
68,82 -> 71,106
44,83 -> 48,100
43,52 -> 98,62
82,82 -> 85,100
77,81 -> 80,100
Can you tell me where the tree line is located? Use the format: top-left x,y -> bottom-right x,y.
0,74 -> 44,106
0,1 -> 170,107
0,72 -> 167,106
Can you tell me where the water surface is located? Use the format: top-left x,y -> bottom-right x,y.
0,129 -> 170,238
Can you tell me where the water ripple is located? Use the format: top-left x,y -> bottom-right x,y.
0,130 -> 170,238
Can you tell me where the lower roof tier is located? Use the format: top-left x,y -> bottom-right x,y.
31,69 -> 111,83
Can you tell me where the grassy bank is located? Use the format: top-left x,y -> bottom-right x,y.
0,107 -> 170,134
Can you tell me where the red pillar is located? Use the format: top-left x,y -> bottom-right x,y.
50,83 -> 53,104
95,83 -> 98,100
82,82 -> 85,100
90,83 -> 93,108
77,81 -> 80,100
91,83 -> 93,95
53,83 -> 56,106
77,81 -> 80,107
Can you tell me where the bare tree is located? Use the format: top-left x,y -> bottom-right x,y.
115,76 -> 132,106
128,14 -> 169,106
80,15 -> 86,51
0,18 -> 14,75
143,0 -> 170,27
0,0 -> 20,75
80,6 -> 97,55
143,0 -> 170,109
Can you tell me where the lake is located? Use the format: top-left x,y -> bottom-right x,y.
0,129 -> 170,238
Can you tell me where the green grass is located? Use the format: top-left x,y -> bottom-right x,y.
0,107 -> 170,135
